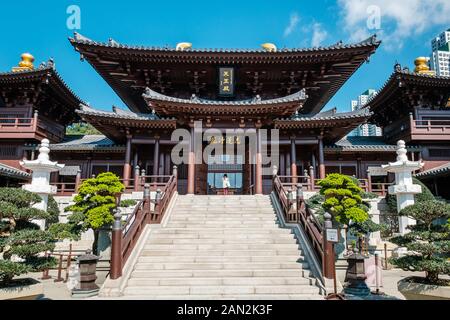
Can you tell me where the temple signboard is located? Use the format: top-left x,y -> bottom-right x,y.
219,67 -> 235,97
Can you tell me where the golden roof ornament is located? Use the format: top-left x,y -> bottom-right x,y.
176,42 -> 192,51
261,43 -> 277,52
12,53 -> 35,72
414,57 -> 435,75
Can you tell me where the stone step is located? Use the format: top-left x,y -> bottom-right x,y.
133,262 -> 307,271
166,223 -> 281,229
136,255 -> 304,263
130,269 -> 313,279
148,233 -> 295,240
152,228 -> 292,235
147,238 -> 296,245
140,249 -> 303,256
123,285 -> 321,296
170,217 -> 278,222
142,243 -> 299,251
127,276 -> 314,287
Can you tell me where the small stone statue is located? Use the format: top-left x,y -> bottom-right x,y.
67,264 -> 80,291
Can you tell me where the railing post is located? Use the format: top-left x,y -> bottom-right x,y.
75,169 -> 82,193
33,110 -> 38,131
141,169 -> 146,189
134,165 -> 140,192
272,165 -> 278,191
296,184 -> 303,222
110,208 -> 123,280
173,165 -> 178,189
367,171 -> 373,193
309,166 -> 315,191
323,212 -> 336,281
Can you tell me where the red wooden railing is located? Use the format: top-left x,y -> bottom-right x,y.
272,173 -> 335,281
411,118 -> 450,135
0,116 -> 65,141
110,167 -> 178,279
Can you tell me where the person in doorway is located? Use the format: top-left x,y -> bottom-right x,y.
222,174 -> 231,195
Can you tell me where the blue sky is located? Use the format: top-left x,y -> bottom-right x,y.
1,0 -> 449,113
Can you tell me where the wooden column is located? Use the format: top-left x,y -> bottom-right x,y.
255,128 -> 263,195
187,127 -> 196,195
318,136 -> 326,180
123,135 -> 132,188
291,138 -> 298,185
152,137 -> 160,177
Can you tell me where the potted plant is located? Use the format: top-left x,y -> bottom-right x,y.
51,172 -> 125,256
390,200 -> 450,300
0,188 -> 57,300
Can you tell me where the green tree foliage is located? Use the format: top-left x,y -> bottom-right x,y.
318,174 -> 369,225
66,123 -> 101,136
0,188 -> 57,286
390,200 -> 450,284
50,173 -> 124,254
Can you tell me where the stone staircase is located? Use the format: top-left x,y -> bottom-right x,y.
119,195 -> 324,300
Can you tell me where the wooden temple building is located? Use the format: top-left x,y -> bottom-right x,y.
1,34 -> 449,198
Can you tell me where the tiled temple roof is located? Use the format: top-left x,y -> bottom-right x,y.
416,162 -> 450,179
0,64 -> 85,106
76,104 -> 167,121
143,88 -> 307,106
70,32 -> 380,53
69,33 -> 380,114
25,135 -> 126,152
0,163 -> 30,180
325,136 -> 421,152
274,107 -> 371,126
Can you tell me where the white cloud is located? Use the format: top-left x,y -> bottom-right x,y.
311,23 -> 328,47
284,12 -> 300,37
338,0 -> 450,51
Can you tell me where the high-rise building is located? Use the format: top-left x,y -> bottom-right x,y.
430,29 -> 450,77
349,89 -> 382,137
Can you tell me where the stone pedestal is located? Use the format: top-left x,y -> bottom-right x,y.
20,139 -> 64,230
382,140 -> 423,235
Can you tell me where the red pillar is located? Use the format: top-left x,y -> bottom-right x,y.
291,138 -> 298,185
123,135 -> 132,188
318,136 -> 326,180
152,137 -> 160,177
255,128 -> 263,195
187,128 -> 196,195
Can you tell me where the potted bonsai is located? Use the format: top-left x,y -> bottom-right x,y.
0,188 -> 57,300
390,200 -> 450,300
52,172 -> 125,256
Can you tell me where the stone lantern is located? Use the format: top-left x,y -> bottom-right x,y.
382,140 -> 424,235
20,138 -> 64,230
72,250 -> 100,298
344,253 -> 371,297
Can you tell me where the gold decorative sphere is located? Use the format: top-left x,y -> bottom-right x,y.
261,43 -> 277,52
12,53 -> 35,72
414,56 -> 432,74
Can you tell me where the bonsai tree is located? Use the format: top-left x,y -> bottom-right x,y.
0,188 -> 57,286
390,200 -> 450,284
54,172 -> 124,255
318,173 -> 369,225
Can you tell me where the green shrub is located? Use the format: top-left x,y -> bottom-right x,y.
390,200 -> 450,284
0,188 -> 57,286
120,199 -> 137,208
318,174 -> 368,225
51,173 -> 125,255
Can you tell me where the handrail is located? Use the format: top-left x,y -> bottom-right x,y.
272,173 -> 335,281
110,167 -> 178,279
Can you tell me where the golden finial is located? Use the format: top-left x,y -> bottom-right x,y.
261,43 -> 277,52
12,53 -> 35,72
176,42 -> 192,51
414,57 -> 435,75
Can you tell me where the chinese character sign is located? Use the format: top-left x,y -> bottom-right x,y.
219,67 -> 235,96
